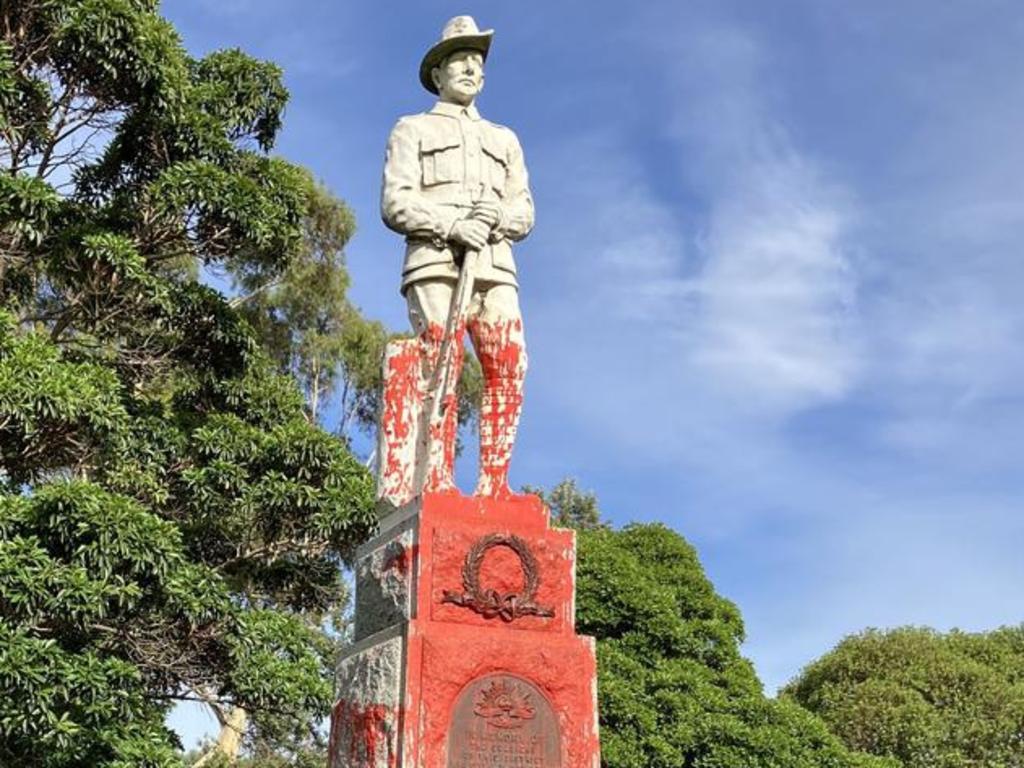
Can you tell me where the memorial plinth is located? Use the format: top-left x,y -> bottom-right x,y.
328,493 -> 600,768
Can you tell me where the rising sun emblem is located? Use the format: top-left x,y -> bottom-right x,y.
472,678 -> 536,729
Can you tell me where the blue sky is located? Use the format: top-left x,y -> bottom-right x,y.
164,0 -> 1024,747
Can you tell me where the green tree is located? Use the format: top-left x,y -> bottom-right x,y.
183,740 -> 327,768
524,477 -> 605,530
518,480 -> 889,767
577,524 -> 892,768
228,172 -> 482,448
216,168 -> 483,768
227,175 -> 382,437
0,2 -> 375,765
782,626 -> 1024,768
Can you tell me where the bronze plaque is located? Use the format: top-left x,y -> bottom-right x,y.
447,674 -> 562,768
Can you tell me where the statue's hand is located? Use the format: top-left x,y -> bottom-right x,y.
470,202 -> 501,229
449,218 -> 490,251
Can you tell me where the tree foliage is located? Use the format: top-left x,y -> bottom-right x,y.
0,2 -> 376,765
184,743 -> 328,768
229,172 -> 482,445
575,521 -> 893,768
228,175 -> 381,436
524,477 -> 605,531
782,626 -> 1024,768
518,480 -> 890,767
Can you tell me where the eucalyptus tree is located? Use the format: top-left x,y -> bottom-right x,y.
523,477 -> 605,531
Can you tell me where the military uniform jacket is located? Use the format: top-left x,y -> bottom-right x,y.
381,101 -> 534,291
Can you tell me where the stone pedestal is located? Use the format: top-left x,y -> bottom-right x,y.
328,493 -> 600,768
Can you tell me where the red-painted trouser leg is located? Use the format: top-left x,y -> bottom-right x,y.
406,280 -> 526,496
467,285 -> 527,498
406,280 -> 463,492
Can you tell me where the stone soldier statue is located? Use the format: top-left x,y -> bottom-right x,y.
380,16 -> 534,498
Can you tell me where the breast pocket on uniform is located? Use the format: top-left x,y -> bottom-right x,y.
420,134 -> 462,187
481,138 -> 508,197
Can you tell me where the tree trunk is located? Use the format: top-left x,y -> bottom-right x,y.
217,705 -> 248,761
193,705 -> 248,766
310,356 -> 321,424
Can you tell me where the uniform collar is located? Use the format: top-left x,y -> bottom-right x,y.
430,100 -> 482,121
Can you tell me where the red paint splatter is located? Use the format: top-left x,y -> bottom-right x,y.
331,495 -> 600,768
384,344 -> 420,442
419,320 -> 464,494
469,317 -> 526,497
379,341 -> 422,504
384,544 -> 417,579
382,307 -> 528,500
328,700 -> 397,768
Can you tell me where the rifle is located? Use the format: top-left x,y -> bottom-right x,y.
414,183 -> 500,493
412,245 -> 478,494
414,176 -> 505,493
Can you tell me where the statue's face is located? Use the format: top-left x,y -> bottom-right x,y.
433,49 -> 484,105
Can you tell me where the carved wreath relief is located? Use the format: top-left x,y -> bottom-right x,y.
442,533 -> 555,622
447,674 -> 562,768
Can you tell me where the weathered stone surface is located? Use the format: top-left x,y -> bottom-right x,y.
376,339 -> 421,506
330,626 -> 405,768
355,516 -> 417,641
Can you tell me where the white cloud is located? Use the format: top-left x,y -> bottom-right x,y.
530,22 -> 862,424
691,158 -> 860,406
661,25 -> 863,409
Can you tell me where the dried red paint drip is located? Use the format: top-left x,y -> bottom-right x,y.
384,349 -> 419,442
329,700 -> 396,768
471,318 -> 525,379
